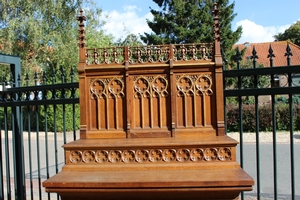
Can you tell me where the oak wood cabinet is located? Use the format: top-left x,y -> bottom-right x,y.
43,4 -> 254,199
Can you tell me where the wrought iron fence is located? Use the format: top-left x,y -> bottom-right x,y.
0,42 -> 300,200
224,43 -> 300,200
0,58 -> 79,200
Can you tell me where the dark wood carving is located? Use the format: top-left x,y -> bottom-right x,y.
43,3 -> 254,200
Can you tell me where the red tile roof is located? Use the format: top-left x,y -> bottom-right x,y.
234,41 -> 300,67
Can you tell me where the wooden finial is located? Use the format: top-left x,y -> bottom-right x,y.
212,2 -> 221,43
212,2 -> 221,65
76,9 -> 86,48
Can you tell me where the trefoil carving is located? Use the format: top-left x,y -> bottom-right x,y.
90,77 -> 125,99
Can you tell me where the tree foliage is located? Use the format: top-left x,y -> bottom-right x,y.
0,0 -> 114,83
116,33 -> 143,47
0,0 -> 115,132
274,21 -> 300,46
141,0 -> 242,60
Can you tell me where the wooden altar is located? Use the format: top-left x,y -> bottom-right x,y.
43,3 -> 254,199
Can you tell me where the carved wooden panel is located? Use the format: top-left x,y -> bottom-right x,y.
89,77 -> 125,131
131,74 -> 170,136
175,73 -> 214,129
67,147 -> 233,164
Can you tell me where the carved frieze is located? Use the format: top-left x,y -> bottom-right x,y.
84,43 -> 213,65
128,45 -> 170,64
173,43 -> 212,61
85,47 -> 124,65
69,147 -> 232,164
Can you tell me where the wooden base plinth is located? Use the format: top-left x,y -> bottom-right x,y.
46,187 -> 249,200
43,136 -> 254,200
44,169 -> 252,200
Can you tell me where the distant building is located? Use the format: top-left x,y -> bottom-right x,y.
233,41 -> 300,103
234,41 -> 300,67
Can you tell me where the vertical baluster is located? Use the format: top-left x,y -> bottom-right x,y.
251,46 -> 261,200
285,43 -> 292,67
70,67 -> 74,83
34,105 -> 42,199
52,68 -> 56,84
2,75 -> 6,90
42,71 -> 47,85
17,74 -> 21,87
235,47 -> 244,200
4,107 -> 11,200
285,43 -> 295,200
25,73 -> 29,87
9,72 -> 14,88
61,66 -> 65,84
43,104 -> 51,200
63,103 -> 67,144
3,75 -> 7,89
52,103 -> 59,199
12,104 -> 25,200
53,104 -> 58,169
26,105 -> 33,200
0,121 -> 3,199
34,71 -> 38,86
268,44 -> 278,200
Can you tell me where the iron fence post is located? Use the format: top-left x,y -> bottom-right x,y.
12,106 -> 26,200
0,127 -> 3,200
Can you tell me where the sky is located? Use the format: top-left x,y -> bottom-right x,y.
96,0 -> 300,44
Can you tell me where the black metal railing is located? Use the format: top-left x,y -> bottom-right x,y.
224,43 -> 300,200
0,66 -> 79,200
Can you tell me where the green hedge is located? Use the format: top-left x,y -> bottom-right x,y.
0,104 -> 80,132
226,104 -> 300,132
22,104 -> 80,132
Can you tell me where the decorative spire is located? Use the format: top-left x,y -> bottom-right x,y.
251,46 -> 258,60
76,9 -> 86,48
235,47 -> 242,69
212,2 -> 221,43
251,46 -> 258,68
284,43 -> 293,66
267,44 -> 275,67
212,2 -> 222,65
